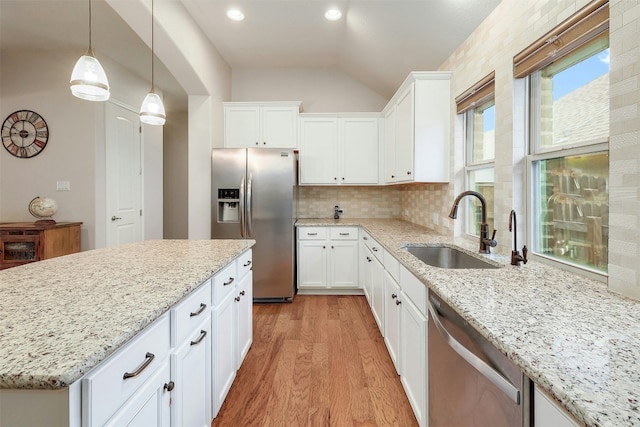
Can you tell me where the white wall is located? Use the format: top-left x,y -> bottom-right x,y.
108,0 -> 231,240
163,110 -> 189,239
0,49 -> 164,250
232,68 -> 389,112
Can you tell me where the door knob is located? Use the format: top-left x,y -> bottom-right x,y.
111,216 -> 122,221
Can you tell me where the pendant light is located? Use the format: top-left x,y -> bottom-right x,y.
69,0 -> 110,101
140,0 -> 166,125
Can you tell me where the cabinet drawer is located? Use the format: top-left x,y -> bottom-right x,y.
329,227 -> 358,240
237,249 -> 253,279
383,250 -> 400,283
82,314 -> 171,427
365,238 -> 383,262
298,227 -> 326,240
212,262 -> 238,306
400,265 -> 426,315
171,280 -> 212,346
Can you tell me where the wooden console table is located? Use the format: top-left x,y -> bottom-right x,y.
0,222 -> 82,269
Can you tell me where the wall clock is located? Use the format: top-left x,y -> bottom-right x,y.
2,110 -> 49,159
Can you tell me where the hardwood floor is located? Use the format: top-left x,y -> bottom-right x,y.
212,295 -> 418,427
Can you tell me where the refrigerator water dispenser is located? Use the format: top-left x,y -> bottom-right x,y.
217,188 -> 240,223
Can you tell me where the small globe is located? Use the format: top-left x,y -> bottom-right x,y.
28,197 -> 58,219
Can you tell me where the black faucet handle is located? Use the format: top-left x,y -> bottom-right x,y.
522,245 -> 528,264
488,229 -> 498,247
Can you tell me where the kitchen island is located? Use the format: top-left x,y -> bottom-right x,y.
0,239 -> 254,425
298,218 -> 640,427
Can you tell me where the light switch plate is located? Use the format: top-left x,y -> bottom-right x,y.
56,181 -> 70,191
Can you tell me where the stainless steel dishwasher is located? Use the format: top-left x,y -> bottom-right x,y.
428,291 -> 531,426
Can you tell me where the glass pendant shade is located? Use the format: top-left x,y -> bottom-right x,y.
70,54 -> 110,101
140,92 -> 166,125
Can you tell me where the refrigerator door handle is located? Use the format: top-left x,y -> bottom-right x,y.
247,172 -> 253,237
239,175 -> 245,238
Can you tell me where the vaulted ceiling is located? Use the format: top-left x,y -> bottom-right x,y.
1,0 -> 501,112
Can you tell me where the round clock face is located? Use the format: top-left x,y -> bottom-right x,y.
2,110 -> 49,158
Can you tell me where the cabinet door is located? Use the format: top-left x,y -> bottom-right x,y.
212,292 -> 236,417
383,271 -> 401,374
370,256 -> 385,332
328,240 -> 358,288
384,107 -> 397,183
104,361 -> 171,427
261,106 -> 298,148
340,118 -> 379,184
360,242 -> 373,301
171,316 -> 211,427
299,118 -> 338,184
395,85 -> 414,182
236,271 -> 253,367
224,105 -> 260,148
401,295 -> 428,427
534,386 -> 580,427
298,240 -> 327,288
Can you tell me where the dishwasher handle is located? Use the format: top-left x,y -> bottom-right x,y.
427,299 -> 521,405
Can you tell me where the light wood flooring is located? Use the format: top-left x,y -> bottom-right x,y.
212,295 -> 418,427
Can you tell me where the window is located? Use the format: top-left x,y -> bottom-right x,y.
521,0 -> 609,274
457,73 -> 495,237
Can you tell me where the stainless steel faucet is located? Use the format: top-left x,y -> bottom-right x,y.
334,205 -> 343,220
509,210 -> 528,266
448,190 -> 497,254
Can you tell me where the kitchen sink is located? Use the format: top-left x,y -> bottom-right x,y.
404,245 -> 499,269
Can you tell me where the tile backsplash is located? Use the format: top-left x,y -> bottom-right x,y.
297,184 -> 454,237
297,186 -> 400,219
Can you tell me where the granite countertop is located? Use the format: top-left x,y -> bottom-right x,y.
0,239 -> 254,390
297,218 -> 640,427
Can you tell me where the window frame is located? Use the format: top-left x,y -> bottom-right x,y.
463,98 -> 496,238
525,42 -> 610,280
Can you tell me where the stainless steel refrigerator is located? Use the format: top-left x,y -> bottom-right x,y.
211,148 -> 297,301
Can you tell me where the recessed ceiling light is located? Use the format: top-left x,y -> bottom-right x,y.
227,9 -> 245,21
324,8 -> 342,21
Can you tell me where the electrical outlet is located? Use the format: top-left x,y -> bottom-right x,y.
432,213 -> 439,225
56,181 -> 70,191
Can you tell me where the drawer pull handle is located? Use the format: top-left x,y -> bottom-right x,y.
223,277 -> 235,286
391,293 -> 397,299
363,236 -> 368,240
190,303 -> 207,317
396,300 -> 402,306
240,290 -> 246,296
366,257 -> 372,262
123,352 -> 155,380
243,260 -> 252,267
190,330 -> 207,346
163,381 -> 175,392
372,247 -> 378,252
339,232 -> 350,236
307,232 -> 318,236
235,296 -> 241,302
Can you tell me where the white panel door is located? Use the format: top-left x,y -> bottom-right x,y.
299,117 -> 338,184
340,117 -> 379,184
106,103 -> 142,247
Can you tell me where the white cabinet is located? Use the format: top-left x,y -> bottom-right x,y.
104,361 -> 172,427
299,114 -> 380,185
212,249 -> 253,418
383,71 -> 451,184
298,117 -> 338,184
224,102 -> 300,148
369,249 -> 385,332
383,269 -> 402,374
82,314 -> 172,427
359,231 -> 373,302
400,292 -> 428,427
170,281 -> 212,427
297,226 -> 359,292
236,270 -> 253,367
534,386 -> 580,427
399,266 -> 428,427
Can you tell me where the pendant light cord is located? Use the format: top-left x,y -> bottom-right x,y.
151,0 -> 155,92
87,0 -> 94,56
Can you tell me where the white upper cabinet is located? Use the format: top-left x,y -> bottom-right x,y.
383,72 -> 452,184
299,113 -> 381,185
224,102 -> 301,148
